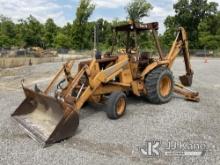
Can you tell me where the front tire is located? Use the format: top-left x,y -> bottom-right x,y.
106,92 -> 127,119
145,66 -> 174,104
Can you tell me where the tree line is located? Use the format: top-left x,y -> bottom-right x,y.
0,0 -> 220,51
163,0 -> 220,50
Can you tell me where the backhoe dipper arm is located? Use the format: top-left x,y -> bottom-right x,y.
166,27 -> 193,86
164,27 -> 199,102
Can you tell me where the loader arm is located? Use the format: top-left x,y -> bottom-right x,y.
166,27 -> 193,86
75,56 -> 129,110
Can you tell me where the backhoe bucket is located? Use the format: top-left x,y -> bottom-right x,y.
179,74 -> 193,86
11,87 -> 79,147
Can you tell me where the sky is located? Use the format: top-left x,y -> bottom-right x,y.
0,0 -> 220,34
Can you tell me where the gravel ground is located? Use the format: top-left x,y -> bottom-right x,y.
0,58 -> 220,165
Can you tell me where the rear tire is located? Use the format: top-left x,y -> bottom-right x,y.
106,92 -> 127,119
145,66 -> 174,104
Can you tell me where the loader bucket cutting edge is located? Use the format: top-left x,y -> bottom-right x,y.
11,87 -> 79,147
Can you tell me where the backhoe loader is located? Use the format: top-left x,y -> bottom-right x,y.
11,22 -> 199,147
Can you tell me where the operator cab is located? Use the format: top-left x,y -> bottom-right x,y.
81,22 -> 164,79
110,22 -> 164,78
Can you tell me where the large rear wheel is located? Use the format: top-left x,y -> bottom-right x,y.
145,66 -> 174,104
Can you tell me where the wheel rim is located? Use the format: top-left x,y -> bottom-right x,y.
116,97 -> 125,116
159,75 -> 172,97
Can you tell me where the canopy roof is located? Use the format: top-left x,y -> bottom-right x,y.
114,22 -> 159,32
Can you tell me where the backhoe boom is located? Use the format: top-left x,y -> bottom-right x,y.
166,27 -> 194,86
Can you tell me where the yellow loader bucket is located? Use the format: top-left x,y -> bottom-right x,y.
11,87 -> 79,147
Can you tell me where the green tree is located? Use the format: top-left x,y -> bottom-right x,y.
54,32 -> 71,49
138,31 -> 155,51
15,20 -> 26,47
72,0 -> 95,50
124,0 -> 153,51
167,0 -> 219,48
17,15 -> 44,47
95,18 -> 112,50
161,16 -> 177,49
0,15 -> 16,48
43,18 -> 58,48
126,0 -> 153,23
62,23 -> 73,37
198,12 -> 220,49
